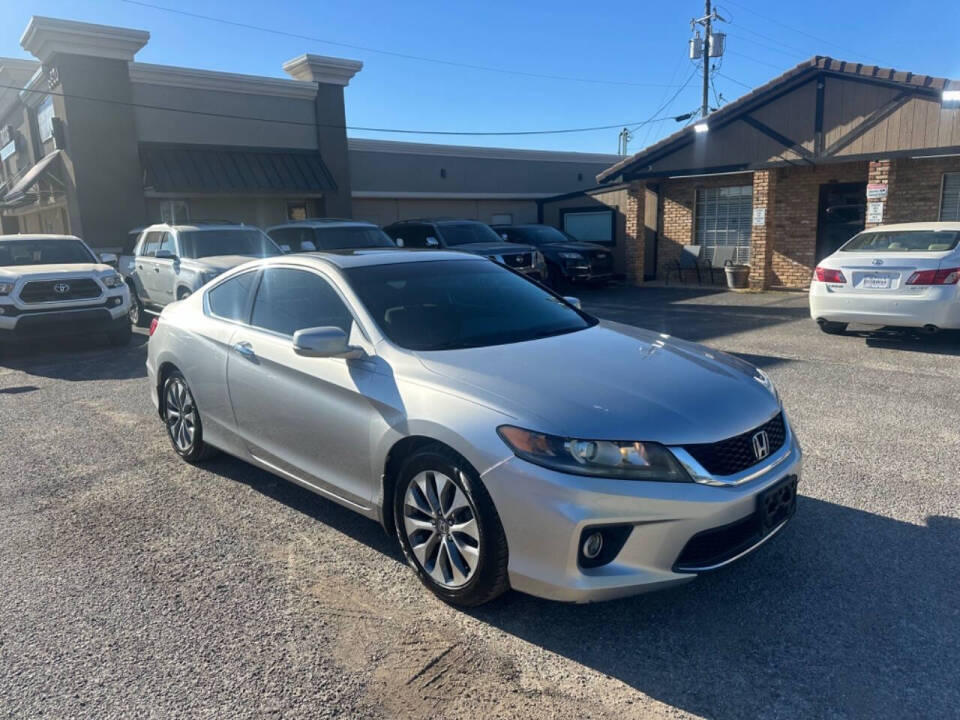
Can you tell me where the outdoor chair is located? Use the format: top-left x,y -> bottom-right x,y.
706,246 -> 737,284
664,245 -> 706,284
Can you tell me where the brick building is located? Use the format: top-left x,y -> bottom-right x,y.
540,57 -> 960,289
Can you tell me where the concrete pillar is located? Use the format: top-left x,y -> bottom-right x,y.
623,181 -> 646,283
749,169 -> 776,290
21,17 -> 149,248
865,159 -> 894,229
283,54 -> 362,218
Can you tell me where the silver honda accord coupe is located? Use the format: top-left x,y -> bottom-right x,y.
146,249 -> 801,606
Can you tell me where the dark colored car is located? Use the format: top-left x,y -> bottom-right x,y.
494,224 -> 616,288
382,219 -> 546,281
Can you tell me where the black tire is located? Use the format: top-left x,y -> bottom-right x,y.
818,320 -> 848,335
393,444 -> 509,607
176,287 -> 192,301
108,321 -> 133,347
161,370 -> 218,463
129,287 -> 150,328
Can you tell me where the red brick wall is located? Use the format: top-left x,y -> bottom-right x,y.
623,182 -> 645,282
750,170 -> 775,289
769,162 -> 869,288
656,173 -> 753,279
885,156 -> 960,223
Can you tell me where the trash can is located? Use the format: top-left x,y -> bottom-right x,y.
724,264 -> 751,289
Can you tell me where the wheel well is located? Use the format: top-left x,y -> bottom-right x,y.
379,436 -> 460,533
126,278 -> 138,296
156,361 -> 180,418
176,286 -> 192,299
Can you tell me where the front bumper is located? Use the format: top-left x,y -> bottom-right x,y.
809,283 -> 960,329
0,297 -> 130,341
481,430 -> 802,602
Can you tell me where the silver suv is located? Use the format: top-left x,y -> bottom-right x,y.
0,234 -> 131,354
127,222 -> 282,326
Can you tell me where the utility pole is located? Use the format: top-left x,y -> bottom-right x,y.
689,1 -> 726,122
701,0 -> 712,122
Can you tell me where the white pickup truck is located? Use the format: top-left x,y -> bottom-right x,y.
0,234 -> 131,355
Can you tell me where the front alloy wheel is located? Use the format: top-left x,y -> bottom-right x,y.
403,470 -> 481,588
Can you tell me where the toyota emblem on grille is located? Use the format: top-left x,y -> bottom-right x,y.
53,282 -> 71,294
872,258 -> 884,265
751,430 -> 770,460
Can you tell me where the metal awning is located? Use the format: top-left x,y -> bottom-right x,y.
140,144 -> 337,195
1,149 -> 62,207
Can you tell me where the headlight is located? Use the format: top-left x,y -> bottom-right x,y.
558,252 -> 584,260
101,273 -> 125,288
200,271 -> 222,285
0,282 -> 13,296
497,425 -> 691,481
755,368 -> 780,403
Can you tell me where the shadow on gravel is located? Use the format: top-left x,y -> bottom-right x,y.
579,286 -> 810,344
200,454 -> 400,560
0,334 -> 148,381
861,328 -> 960,356
468,499 -> 960,719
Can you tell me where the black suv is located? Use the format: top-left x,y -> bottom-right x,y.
494,224 -> 615,288
382,219 -> 545,282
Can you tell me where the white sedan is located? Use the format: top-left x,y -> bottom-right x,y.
809,222 -> 960,334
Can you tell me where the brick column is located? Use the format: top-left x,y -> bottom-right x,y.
749,169 -> 776,290
623,181 -> 646,284
865,159 -> 895,229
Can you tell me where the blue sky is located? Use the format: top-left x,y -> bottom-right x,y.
2,0 -> 958,155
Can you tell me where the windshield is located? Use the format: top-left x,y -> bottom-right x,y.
179,229 -> 281,259
840,230 -> 960,253
0,239 -> 96,266
345,259 -> 595,351
507,226 -> 577,246
439,223 -> 504,246
314,226 -> 396,250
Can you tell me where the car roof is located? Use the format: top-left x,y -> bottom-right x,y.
492,224 -> 551,229
866,222 -> 960,233
266,219 -> 378,231
0,234 -> 82,242
258,248 -> 487,270
387,218 -> 486,225
142,222 -> 254,232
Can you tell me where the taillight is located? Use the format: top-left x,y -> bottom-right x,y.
814,267 -> 846,283
149,317 -> 159,336
905,267 -> 960,285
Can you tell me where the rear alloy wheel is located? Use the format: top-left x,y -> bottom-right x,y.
129,289 -> 150,328
394,445 -> 509,606
162,371 -> 217,463
818,320 -> 848,335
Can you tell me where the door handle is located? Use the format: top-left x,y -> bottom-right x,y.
154,267 -> 160,273
232,342 -> 256,360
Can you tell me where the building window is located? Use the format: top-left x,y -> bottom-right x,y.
37,97 -> 55,141
160,200 -> 189,224
490,213 -> 513,225
287,201 -> 308,221
562,209 -> 614,245
695,185 -> 753,263
940,173 -> 960,221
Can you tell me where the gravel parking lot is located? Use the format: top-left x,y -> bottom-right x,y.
1,286 -> 957,719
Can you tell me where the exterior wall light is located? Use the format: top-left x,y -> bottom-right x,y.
694,122 -> 710,133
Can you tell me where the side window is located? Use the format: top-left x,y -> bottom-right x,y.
250,268 -> 353,337
207,271 -> 257,322
141,232 -> 161,257
268,228 -> 294,252
157,232 -> 176,256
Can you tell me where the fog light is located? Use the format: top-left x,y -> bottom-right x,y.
582,531 -> 603,560
109,296 -> 122,307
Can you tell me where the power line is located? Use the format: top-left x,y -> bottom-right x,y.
0,82 -> 682,137
629,65 -> 701,133
119,0 -> 690,89
716,72 -> 756,90
723,32 -> 809,59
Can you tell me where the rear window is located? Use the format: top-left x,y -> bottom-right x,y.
313,226 -> 395,250
841,230 -> 960,253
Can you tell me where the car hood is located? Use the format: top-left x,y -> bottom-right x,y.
0,263 -> 113,280
182,255 -> 264,272
449,242 -> 536,257
415,321 -> 780,444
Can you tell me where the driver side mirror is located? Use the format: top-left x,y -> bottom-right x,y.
425,236 -> 440,248
563,296 -> 582,309
99,252 -> 118,267
292,326 -> 364,359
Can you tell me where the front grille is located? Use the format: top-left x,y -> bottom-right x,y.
683,413 -> 786,476
674,512 -> 763,571
500,252 -> 533,269
19,278 -> 102,303
588,249 -> 614,272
